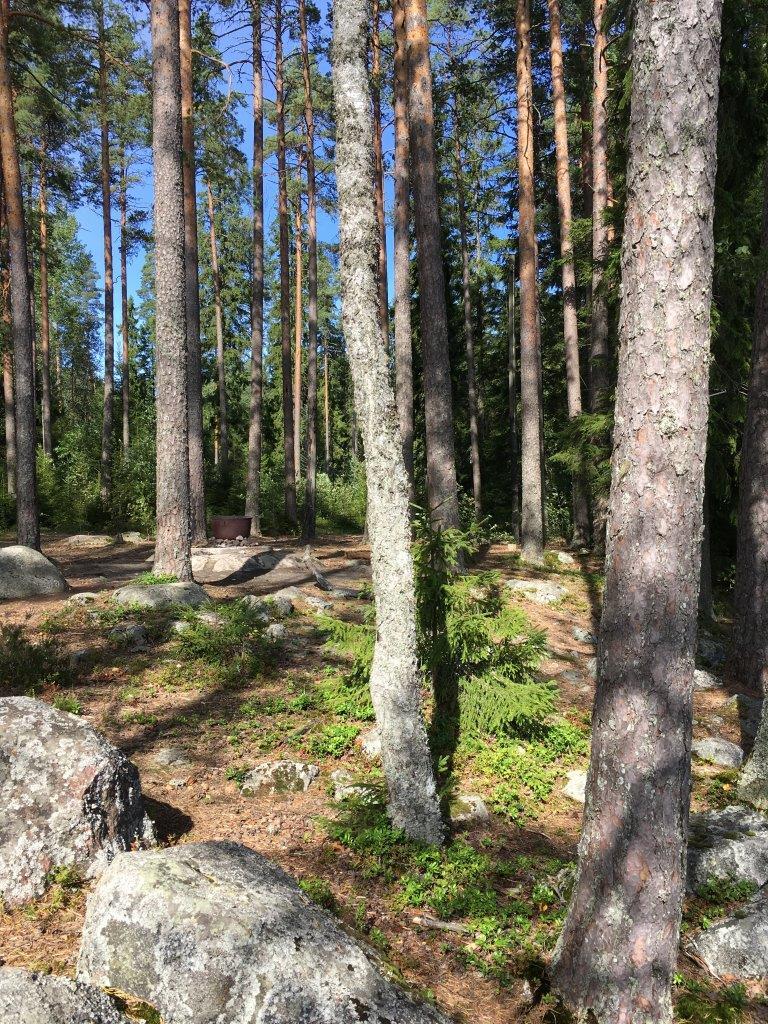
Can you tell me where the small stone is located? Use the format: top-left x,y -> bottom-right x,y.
450,794 -> 491,824
168,777 -> 190,789
304,594 -> 333,612
563,769 -> 587,804
358,728 -> 381,759
692,737 -> 744,769
67,592 -> 99,605
572,626 -> 596,645
265,623 -> 288,641
274,586 -> 303,603
112,581 -> 207,610
689,883 -> 768,979
171,619 -> 192,634
108,623 -> 149,650
119,532 -> 144,544
152,747 -> 191,769
241,760 -> 320,796
556,552 -> 577,566
694,668 -> 720,691
68,649 -> 91,670
699,634 -> 727,668
236,535 -> 244,542
330,586 -> 360,600
330,768 -> 377,803
586,657 -> 598,679
196,611 -> 225,628
687,806 -> 768,890
505,578 -> 568,606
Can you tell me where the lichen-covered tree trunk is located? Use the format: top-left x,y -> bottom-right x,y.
293,195 -> 303,483
245,0 -> 264,537
392,0 -> 414,495
0,189 -> 16,496
588,0 -> 611,413
98,2 -> 114,506
734,160 -> 768,810
323,347 -> 331,471
0,0 -> 38,548
332,0 -> 443,847
371,0 -> 389,351
549,3 -> 723,1020
516,0 -> 543,565
548,0 -> 590,548
179,0 -> 206,544
403,0 -> 460,530
275,0 -> 297,527
300,0 -> 318,543
150,0 -> 192,581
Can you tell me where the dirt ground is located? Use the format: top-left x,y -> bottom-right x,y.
0,532 -> 766,1023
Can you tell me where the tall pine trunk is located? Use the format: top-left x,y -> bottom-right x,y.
403,0 -> 460,530
451,98 -> 481,516
0,0 -> 38,548
733,160 -> 768,810
98,1 -> 114,506
245,0 -> 264,536
550,2 -> 723,1018
300,0 -> 318,543
548,0 -> 590,547
38,147 -> 52,458
275,0 -> 297,527
392,0 -> 414,494
332,0 -> 443,845
118,151 -> 130,449
150,0 -> 192,581
371,0 -> 389,349
1,190 -> 16,496
323,346 -> 331,472
516,0 -> 544,564
293,191 -> 302,482
179,0 -> 206,543
508,256 -> 520,540
205,181 -> 228,472
588,0 -> 610,412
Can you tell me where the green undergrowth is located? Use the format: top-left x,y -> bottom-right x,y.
683,876 -> 759,933
674,978 -> 749,1024
132,571 -> 179,586
0,624 -> 73,695
325,801 -> 572,981
171,602 -> 271,681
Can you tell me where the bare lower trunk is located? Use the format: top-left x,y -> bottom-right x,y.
206,181 -> 228,473
588,0 -> 611,413
151,0 -> 192,581
516,0 -> 543,564
118,153 -> 130,450
245,0 -> 264,536
699,484 -> 714,624
276,0 -> 297,527
404,0 -> 460,530
38,150 -> 52,458
734,159 -> 768,810
0,0 -> 38,547
179,0 -> 206,543
323,347 -> 331,472
300,0 -> 318,543
508,256 -> 519,540
392,0 -> 414,494
549,2 -> 722,1019
293,194 -> 302,482
332,0 -> 443,845
371,0 -> 389,350
98,2 -> 114,506
548,0 -> 589,547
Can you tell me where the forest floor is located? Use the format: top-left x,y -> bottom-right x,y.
0,532 -> 766,1023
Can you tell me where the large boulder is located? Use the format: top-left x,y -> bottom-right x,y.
689,884 -> 768,979
0,968 -> 131,1023
0,696 -> 154,906
112,581 -> 207,609
0,545 -> 67,601
78,842 -> 449,1024
66,535 -> 117,549
191,546 -> 276,584
687,806 -> 768,891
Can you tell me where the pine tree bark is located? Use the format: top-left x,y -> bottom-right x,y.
588,0 -> 610,413
98,1 -> 114,505
548,0 -> 590,547
403,0 -> 460,530
150,0 -> 192,581
371,0 -> 389,350
300,0 -> 318,543
516,0 -> 544,564
1,190 -> 15,496
179,0 -> 206,543
508,256 -> 519,540
549,2 -> 723,1019
245,0 -> 264,536
451,100 -> 481,516
332,0 -> 444,845
118,150 -> 130,450
0,0 -> 38,547
38,147 -> 52,458
323,346 -> 331,472
293,190 -> 302,482
205,181 -> 229,472
733,159 -> 768,810
275,0 -> 297,527
392,0 -> 414,494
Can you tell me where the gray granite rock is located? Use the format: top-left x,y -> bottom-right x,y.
0,968 -> 130,1023
265,622 -> 287,641
692,737 -> 744,768
699,634 -> 727,668
77,842 -> 450,1024
241,760 -> 319,796
687,806 -> 768,890
358,728 -> 381,759
694,669 -> 720,691
152,747 -> 191,769
0,697 -> 154,906
112,581 -> 207,609
108,623 -> 149,650
67,592 -> 100,606
505,578 -> 567,606
66,535 -> 116,549
0,545 -> 67,601
572,626 -> 596,645
330,768 -> 378,804
450,794 -> 491,824
689,884 -> 768,979
563,769 -> 587,804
